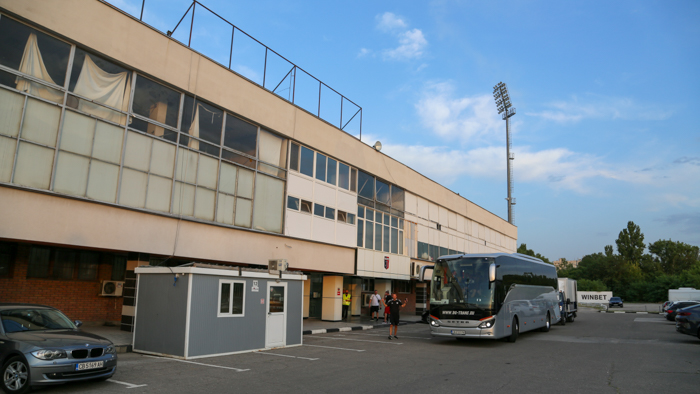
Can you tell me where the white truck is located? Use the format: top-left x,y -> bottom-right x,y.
668,288 -> 700,302
558,278 -> 578,324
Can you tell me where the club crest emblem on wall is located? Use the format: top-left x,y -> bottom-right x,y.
384,256 -> 389,270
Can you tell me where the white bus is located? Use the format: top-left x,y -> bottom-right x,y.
421,253 -> 560,342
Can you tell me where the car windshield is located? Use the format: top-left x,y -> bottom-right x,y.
1,308 -> 75,333
611,297 -> 621,301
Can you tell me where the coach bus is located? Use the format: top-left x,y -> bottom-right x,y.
420,253 -> 559,342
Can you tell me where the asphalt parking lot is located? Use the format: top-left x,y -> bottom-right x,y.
38,308 -> 699,394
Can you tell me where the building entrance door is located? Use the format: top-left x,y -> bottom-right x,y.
309,274 -> 323,319
266,282 -> 287,348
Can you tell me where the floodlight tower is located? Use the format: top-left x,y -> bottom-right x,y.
493,82 -> 516,224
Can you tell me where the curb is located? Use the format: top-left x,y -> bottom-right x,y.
115,344 -> 133,353
303,320 -> 419,335
599,311 -> 661,314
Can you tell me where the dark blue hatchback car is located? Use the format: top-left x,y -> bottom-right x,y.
609,297 -> 623,308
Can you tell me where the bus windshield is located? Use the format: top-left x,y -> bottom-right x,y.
431,257 -> 494,310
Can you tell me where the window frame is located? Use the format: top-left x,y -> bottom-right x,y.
217,279 -> 246,318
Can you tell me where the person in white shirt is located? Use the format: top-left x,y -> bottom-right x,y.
368,290 -> 382,321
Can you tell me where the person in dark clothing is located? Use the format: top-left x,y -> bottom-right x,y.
383,291 -> 392,323
383,293 -> 406,339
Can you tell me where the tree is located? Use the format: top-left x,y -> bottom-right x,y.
517,243 -> 552,264
615,221 -> 645,266
648,239 -> 700,275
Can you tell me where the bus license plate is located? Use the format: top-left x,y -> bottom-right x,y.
75,361 -> 103,371
451,330 -> 466,335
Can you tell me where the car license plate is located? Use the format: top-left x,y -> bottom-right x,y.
451,330 -> 466,335
75,361 -> 103,371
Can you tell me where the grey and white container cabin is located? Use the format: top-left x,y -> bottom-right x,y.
132,263 -> 305,359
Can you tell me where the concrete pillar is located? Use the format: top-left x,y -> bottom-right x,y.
350,283 -> 361,316
303,278 -> 311,318
375,279 -> 392,298
322,276 -> 343,321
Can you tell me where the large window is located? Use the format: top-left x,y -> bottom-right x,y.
0,16 -> 289,235
289,142 -> 355,191
218,280 -> 245,317
356,206 -> 404,255
356,170 -> 405,217
0,242 -> 16,278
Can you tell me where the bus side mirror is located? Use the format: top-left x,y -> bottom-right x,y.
489,263 -> 496,282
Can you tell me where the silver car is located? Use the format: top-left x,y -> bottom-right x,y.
1,304 -> 117,393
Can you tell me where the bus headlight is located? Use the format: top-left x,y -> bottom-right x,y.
430,319 -> 440,327
478,317 -> 495,329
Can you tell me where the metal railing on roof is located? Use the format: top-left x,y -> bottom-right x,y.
104,0 -> 363,139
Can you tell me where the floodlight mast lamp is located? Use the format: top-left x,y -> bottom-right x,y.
493,82 -> 516,224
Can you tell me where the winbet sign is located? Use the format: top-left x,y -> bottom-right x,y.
577,291 -> 613,304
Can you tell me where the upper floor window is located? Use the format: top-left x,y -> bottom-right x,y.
289,142 -> 355,190
357,170 -> 405,216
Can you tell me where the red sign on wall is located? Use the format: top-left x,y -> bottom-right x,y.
337,288 -> 340,296
384,256 -> 390,270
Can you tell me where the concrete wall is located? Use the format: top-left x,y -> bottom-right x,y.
0,187 -> 355,274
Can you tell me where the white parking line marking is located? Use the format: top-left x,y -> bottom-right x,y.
342,332 -> 432,340
634,318 -> 670,323
304,344 -> 365,352
256,352 -> 318,360
306,336 -> 403,345
106,379 -> 147,389
142,355 -> 249,372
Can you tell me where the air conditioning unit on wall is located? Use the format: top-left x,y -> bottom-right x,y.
100,280 -> 124,297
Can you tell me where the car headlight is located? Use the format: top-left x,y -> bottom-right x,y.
478,316 -> 495,329
31,349 -> 67,360
105,345 -> 116,355
430,319 -> 440,327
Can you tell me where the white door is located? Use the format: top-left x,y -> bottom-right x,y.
266,282 -> 287,348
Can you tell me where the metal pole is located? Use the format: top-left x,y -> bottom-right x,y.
506,110 -> 512,224
292,67 -> 296,104
318,81 -> 322,116
188,1 -> 196,47
228,26 -> 235,69
140,0 -> 145,20
263,48 -> 268,88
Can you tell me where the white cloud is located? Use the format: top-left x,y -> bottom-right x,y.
525,95 -> 673,123
415,81 -> 501,144
357,48 -> 371,58
376,12 -> 408,32
384,29 -> 428,60
369,12 -> 428,61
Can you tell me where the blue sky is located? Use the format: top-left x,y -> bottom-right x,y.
110,0 -> 700,261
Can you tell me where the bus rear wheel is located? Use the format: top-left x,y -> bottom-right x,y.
540,312 -> 550,332
506,317 -> 519,342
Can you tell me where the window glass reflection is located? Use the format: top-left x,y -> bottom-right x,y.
224,115 -> 257,156
132,75 -> 180,128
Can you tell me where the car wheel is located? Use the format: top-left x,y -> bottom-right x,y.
560,313 -> 566,326
2,356 -> 31,394
540,312 -> 551,332
506,317 -> 519,343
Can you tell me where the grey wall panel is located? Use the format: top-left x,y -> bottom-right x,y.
187,275 -> 267,357
286,280 -> 302,346
133,274 -> 189,357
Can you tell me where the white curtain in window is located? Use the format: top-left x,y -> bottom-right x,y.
258,129 -> 287,167
16,33 -> 64,103
73,55 -> 130,123
187,105 -> 200,149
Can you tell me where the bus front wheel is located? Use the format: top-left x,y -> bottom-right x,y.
540,312 -> 550,332
506,317 -> 519,342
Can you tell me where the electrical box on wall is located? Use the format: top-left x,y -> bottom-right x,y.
100,280 -> 124,296
268,259 -> 288,271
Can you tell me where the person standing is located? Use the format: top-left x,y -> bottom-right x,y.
342,289 -> 351,320
369,290 -> 382,321
384,293 -> 406,339
383,290 -> 392,323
